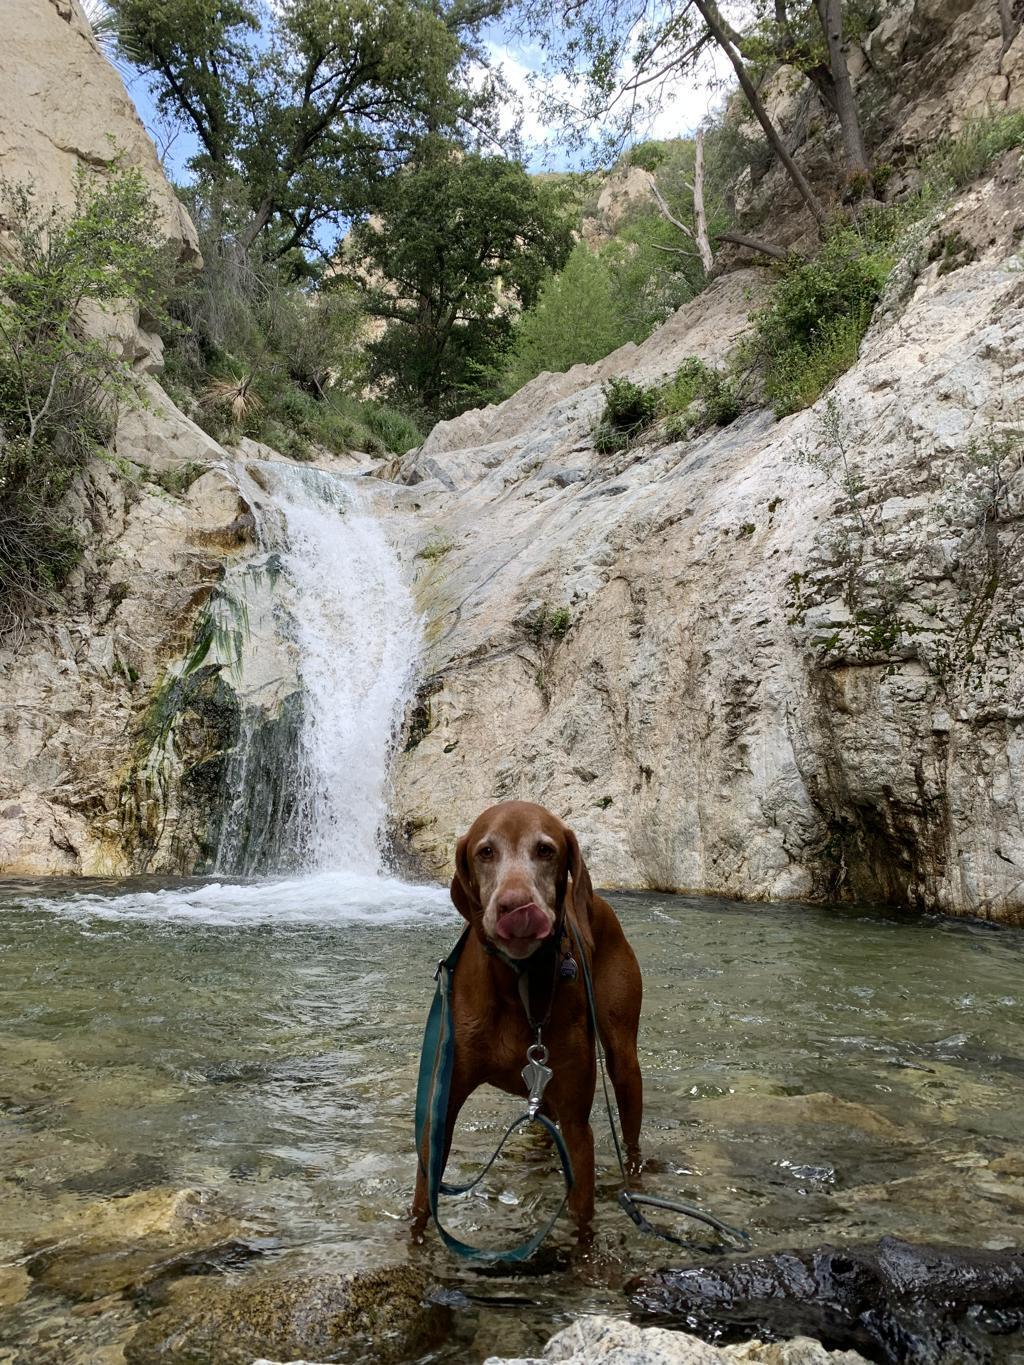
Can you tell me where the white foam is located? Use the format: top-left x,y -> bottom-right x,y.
18,870 -> 451,927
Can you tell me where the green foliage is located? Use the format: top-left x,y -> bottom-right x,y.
627,141 -> 670,172
922,111 -> 1024,191
593,377 -> 660,453
659,357 -> 741,439
0,168 -> 167,632
112,0 -> 480,260
356,141 -> 573,419
497,134 -> 740,401
500,245 -> 635,395
162,195 -> 421,456
750,225 -> 892,416
525,602 -> 573,643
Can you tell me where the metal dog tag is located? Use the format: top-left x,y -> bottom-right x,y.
522,1043 -> 553,1118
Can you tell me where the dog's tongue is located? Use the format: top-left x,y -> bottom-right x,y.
496,903 -> 550,942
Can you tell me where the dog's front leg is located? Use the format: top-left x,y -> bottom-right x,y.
558,1112 -> 595,1240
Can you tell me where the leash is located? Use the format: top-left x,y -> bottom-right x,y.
415,921 -> 748,1262
414,926 -> 575,1262
567,920 -> 749,1248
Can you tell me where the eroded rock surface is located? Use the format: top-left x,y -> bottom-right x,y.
391,176 -> 1024,922
123,1264 -> 448,1365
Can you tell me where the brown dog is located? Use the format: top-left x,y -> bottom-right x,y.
411,800 -> 643,1241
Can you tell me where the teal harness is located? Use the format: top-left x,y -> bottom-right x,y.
414,921 -> 748,1262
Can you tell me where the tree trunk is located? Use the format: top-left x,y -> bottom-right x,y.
815,0 -> 871,181
692,130 -> 715,274
716,230 -> 790,262
238,195 -> 275,251
691,0 -> 829,226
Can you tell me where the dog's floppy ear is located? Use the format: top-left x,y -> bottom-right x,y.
449,833 -> 481,922
564,825 -> 595,951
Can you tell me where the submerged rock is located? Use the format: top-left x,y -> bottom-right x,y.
124,1264 -> 449,1365
482,1315 -> 870,1364
25,1187 -> 261,1303
628,1237 -> 1024,1364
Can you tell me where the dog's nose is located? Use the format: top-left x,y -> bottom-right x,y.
495,888 -> 535,913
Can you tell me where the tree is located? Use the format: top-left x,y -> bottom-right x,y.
0,169 -> 167,631
113,0 -> 498,261
352,141 -> 573,417
527,0 -> 874,231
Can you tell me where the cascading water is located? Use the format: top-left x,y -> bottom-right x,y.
213,461 -> 422,879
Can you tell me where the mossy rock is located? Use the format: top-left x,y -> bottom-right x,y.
124,1264 -> 449,1365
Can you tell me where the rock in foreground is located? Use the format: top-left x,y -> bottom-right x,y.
628,1237 -> 1024,1364
483,1315 -> 869,1364
125,1264 -> 449,1365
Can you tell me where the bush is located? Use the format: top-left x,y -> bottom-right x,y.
163,189 -> 418,457
659,357 -> 741,438
0,167 -> 167,632
627,141 -> 669,172
750,225 -> 892,417
923,111 -> 1024,191
593,377 -> 659,453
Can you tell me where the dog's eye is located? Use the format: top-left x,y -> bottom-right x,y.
478,844 -> 494,861
536,843 -> 555,860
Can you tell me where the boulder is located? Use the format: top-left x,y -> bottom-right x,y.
124,1264 -> 449,1365
628,1238 -> 1024,1363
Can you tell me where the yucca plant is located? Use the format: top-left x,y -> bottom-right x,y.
202,375 -> 264,424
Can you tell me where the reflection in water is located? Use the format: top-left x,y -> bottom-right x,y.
1,879 -> 1022,1362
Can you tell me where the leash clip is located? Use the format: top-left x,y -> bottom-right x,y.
434,959 -> 445,982
522,1040 -> 553,1118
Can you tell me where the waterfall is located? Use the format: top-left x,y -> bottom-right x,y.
213,462 -> 421,878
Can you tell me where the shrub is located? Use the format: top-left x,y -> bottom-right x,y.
761,311 -> 869,417
627,141 -> 669,172
659,357 -> 741,438
923,111 -> 1024,191
750,225 -> 892,417
163,189 -> 418,457
0,167 -> 167,632
593,377 -> 659,453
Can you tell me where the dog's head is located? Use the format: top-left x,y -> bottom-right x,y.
450,801 -> 593,960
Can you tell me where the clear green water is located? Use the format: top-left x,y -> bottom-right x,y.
1,874 -> 1023,1362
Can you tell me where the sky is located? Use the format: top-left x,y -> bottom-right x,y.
119,14 -> 731,186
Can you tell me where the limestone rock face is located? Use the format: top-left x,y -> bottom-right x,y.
2,0 -> 199,266
0,451 -> 251,875
391,177 -> 1024,923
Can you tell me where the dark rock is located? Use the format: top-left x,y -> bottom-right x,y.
628,1237 -> 1024,1365
124,1264 -> 450,1365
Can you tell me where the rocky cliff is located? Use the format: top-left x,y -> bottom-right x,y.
390,169 -> 1024,923
2,0 -> 1023,924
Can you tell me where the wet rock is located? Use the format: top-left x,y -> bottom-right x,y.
482,1315 -> 870,1363
629,1237 -> 1024,1364
25,1187 -> 259,1302
0,1265 -> 30,1309
124,1264 -> 449,1365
